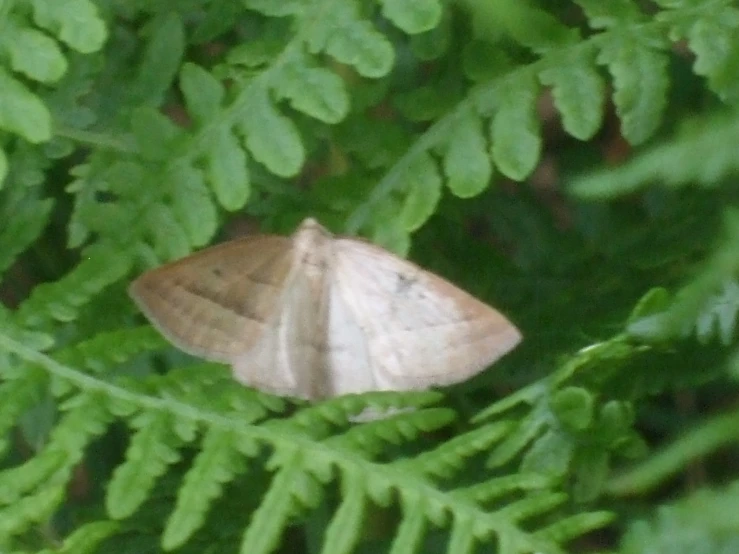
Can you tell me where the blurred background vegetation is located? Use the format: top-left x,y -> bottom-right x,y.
1,0 -> 739,553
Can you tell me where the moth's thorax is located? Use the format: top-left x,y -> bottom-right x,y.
293,218 -> 333,282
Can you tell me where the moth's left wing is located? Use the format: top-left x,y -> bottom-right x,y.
329,239 -> 521,392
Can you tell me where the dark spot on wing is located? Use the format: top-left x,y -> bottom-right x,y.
180,246 -> 290,321
395,272 -> 419,294
390,271 -> 431,328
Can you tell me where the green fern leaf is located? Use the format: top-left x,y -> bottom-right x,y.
398,488 -> 446,527
461,473 -> 554,504
129,12 -> 185,105
131,108 -> 184,161
598,30 -> 669,144
0,192 -> 52,277
0,377 -> 45,456
619,480 -> 739,554
146,203 -> 191,260
16,245 -> 133,328
369,209 -> 411,255
245,0 -> 307,17
406,421 -> 513,479
329,408 -> 456,458
609,407 -> 739,496
170,164 -> 218,248
521,429 -> 573,478
572,447 -> 610,503
106,411 -> 191,519
400,152 -> 442,231
677,6 -> 739,102
278,391 -> 445,443
162,428 -> 248,550
694,280 -> 739,345
491,73 -> 542,180
0,68 -> 52,143
444,109 -> 493,198
203,125 -> 250,210
516,6 -> 580,53
0,147 -> 7,185
395,85 -> 460,122
0,393 -> 110,522
239,455 -> 313,554
388,502 -> 426,554
274,60 -> 349,124
575,0 -> 644,28
30,0 -> 106,53
54,327 -> 165,374
320,474 -> 366,554
0,450 -> 65,507
448,513 -> 475,554
4,26 -> 67,83
240,86 -> 305,177
53,392 -> 113,456
379,0 -> 442,34
308,5 -> 394,78
498,492 -> 567,524
411,13 -> 451,60
551,387 -> 595,431
473,383 -> 546,423
44,521 -> 120,554
487,408 -> 548,468
570,112 -> 739,199
538,512 -> 616,544
628,209 -> 739,342
66,162 -> 135,249
180,63 -> 225,123
539,52 -> 605,140
0,484 -> 65,541
328,20 -> 394,78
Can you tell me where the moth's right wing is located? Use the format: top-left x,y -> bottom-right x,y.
129,235 -> 293,362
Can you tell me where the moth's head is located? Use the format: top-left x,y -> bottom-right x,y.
297,217 -> 329,235
295,218 -> 332,243
293,218 -> 333,268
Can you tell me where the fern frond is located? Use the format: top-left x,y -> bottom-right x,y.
161,427 -> 250,550
694,280 -> 739,345
608,406 -> 739,497
400,421 -> 514,480
14,245 -> 133,329
53,326 -> 166,374
0,483 -> 65,541
0,332 -> 612,554
459,473 -> 555,505
629,209 -> 739,343
349,0 -> 737,236
320,468 -> 367,554
239,450 -> 321,554
0,68 -> 52,145
0,377 -> 45,456
619,480 -> 739,554
106,410 -> 195,519
0,0 -> 105,153
0,184 -> 53,275
0,391 -> 111,540
36,521 -> 120,554
571,111 -> 739,199
665,1 -> 739,103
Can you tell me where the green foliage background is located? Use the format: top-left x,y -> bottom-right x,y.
1,0 -> 739,552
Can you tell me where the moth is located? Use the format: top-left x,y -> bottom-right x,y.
129,218 -> 521,399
